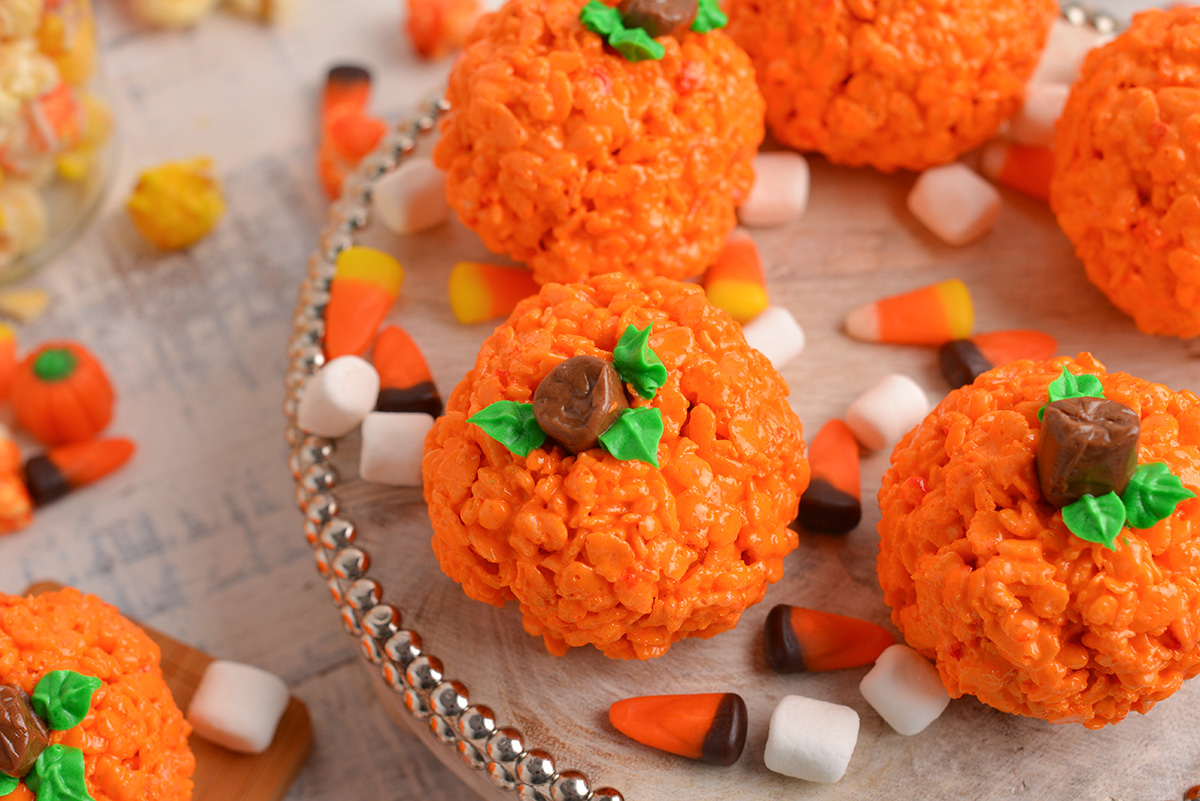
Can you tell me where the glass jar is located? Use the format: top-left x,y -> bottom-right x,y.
0,0 -> 116,283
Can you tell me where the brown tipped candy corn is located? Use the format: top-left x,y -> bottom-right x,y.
609,692 -> 747,766
939,329 -> 1057,388
24,437 -> 136,507
796,419 -> 861,534
1037,397 -> 1140,508
764,605 -> 895,673
372,326 -> 443,417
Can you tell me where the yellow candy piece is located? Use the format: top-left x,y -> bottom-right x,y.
0,288 -> 49,323
448,261 -> 539,325
333,246 -> 405,296
127,157 -> 226,250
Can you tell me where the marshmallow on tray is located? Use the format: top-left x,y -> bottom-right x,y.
742,306 -> 805,370
738,152 -> 810,228
860,644 -> 951,736
907,163 -> 1001,247
373,157 -> 450,236
297,355 -> 380,438
359,411 -> 434,486
845,373 -> 928,451
763,695 -> 859,783
186,660 -> 290,754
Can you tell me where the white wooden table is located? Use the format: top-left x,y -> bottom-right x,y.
0,1 -> 477,798
0,0 -> 1167,799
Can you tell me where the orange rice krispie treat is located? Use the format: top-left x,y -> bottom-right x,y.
877,353 -> 1200,728
432,0 -> 764,285
1050,8 -> 1200,339
423,275 -> 809,659
724,0 -> 1056,172
0,588 -> 194,800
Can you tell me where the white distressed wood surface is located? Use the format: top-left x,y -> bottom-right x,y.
333,136 -> 1200,800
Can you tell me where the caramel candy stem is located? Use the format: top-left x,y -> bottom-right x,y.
532,355 -> 628,454
617,0 -> 697,37
0,685 -> 49,778
1037,397 -> 1140,508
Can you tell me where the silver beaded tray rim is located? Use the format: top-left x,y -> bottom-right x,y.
284,9 -> 1122,798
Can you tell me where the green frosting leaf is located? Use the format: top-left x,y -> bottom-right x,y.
609,27 -> 666,61
599,407 -> 663,467
0,774 -> 18,795
1062,492 -> 1126,550
1039,366 -> 1105,421
32,671 -> 101,732
691,0 -> 728,32
468,401 -> 546,458
579,0 -> 621,36
26,746 -> 93,801
1122,462 -> 1197,529
613,324 -> 668,400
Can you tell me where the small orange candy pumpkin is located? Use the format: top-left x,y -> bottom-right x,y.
13,341 -> 114,446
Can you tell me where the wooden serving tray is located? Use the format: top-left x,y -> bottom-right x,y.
301,130 -> 1200,801
25,581 -> 312,801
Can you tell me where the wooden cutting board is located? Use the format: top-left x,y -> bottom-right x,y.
323,147 -> 1200,801
25,581 -> 312,801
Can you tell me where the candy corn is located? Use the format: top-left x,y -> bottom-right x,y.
763,605 -> 895,674
795,419 -> 861,534
323,246 -> 405,360
843,278 -> 973,346
406,0 -> 482,60
980,142 -> 1055,201
317,65 -> 387,199
23,437 -> 135,507
609,693 -> 747,766
703,230 -> 768,324
938,329 -> 1058,389
0,324 -> 15,402
0,472 -> 33,533
448,261 -> 539,325
372,326 -> 443,416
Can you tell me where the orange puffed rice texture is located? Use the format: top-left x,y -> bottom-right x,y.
1050,8 -> 1200,339
422,275 -> 809,659
724,0 -> 1055,172
432,0 -> 764,286
877,353 -> 1200,728
0,589 -> 194,801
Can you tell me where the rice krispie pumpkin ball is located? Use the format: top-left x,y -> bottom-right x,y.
877,353 -> 1200,728
1050,7 -> 1200,339
724,0 -> 1056,172
422,275 -> 809,659
0,588 -> 195,800
432,0 -> 765,285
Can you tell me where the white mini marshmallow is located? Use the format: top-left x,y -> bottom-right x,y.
845,373 -> 928,451
742,306 -> 805,370
860,644 -> 951,736
296,355 -> 380,438
764,695 -> 860,783
187,660 -> 290,754
360,411 -> 434,486
907,163 -> 1001,247
1008,83 -> 1070,148
739,152 -> 810,228
374,158 -> 450,236
1030,19 -> 1112,86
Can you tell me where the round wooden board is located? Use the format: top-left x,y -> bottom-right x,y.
320,142 -> 1200,801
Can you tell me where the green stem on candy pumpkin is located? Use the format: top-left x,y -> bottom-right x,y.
31,350 -> 78,383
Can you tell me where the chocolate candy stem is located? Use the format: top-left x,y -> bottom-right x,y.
532,356 -> 628,454
0,685 -> 49,778
1037,397 -> 1140,508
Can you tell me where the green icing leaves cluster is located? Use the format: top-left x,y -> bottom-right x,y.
1040,370 -> 1197,548
0,671 -> 101,801
25,746 -> 93,801
579,0 -> 727,63
1038,366 -> 1104,421
32,671 -> 101,733
469,324 -> 667,466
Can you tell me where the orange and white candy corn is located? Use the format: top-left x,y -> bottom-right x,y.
908,163 -> 1001,246
844,278 -> 973,346
704,230 -> 768,324
448,261 -> 539,325
981,142 -> 1054,201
